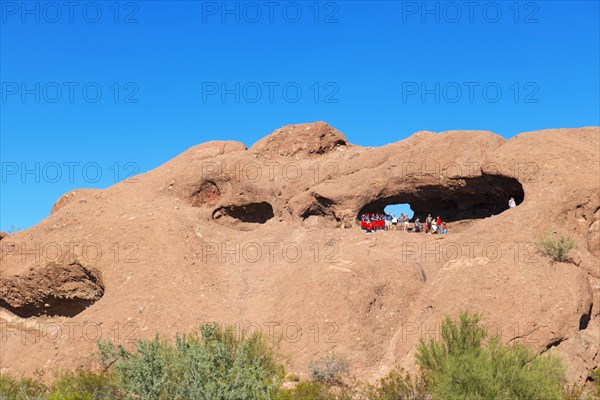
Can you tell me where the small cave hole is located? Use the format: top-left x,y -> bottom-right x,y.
579,304 -> 592,330
213,202 -> 274,224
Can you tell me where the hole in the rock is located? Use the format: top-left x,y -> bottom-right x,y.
383,204 -> 414,219
579,304 -> 592,330
544,337 -> 565,351
213,202 -> 274,224
357,174 -> 524,222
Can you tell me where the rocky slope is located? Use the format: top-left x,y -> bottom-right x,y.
1,122 -> 598,386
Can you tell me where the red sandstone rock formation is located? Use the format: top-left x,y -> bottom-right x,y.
0,122 -> 598,386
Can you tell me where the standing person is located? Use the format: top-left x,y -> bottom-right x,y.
403,213 -> 409,231
414,218 -> 421,232
436,216 -> 441,227
508,197 -> 516,208
391,214 -> 398,230
385,213 -> 392,231
426,214 -> 432,233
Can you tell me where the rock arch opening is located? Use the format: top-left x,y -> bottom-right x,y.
357,175 -> 524,222
384,204 -> 414,219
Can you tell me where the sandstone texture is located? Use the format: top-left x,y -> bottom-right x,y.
1,122 -> 598,386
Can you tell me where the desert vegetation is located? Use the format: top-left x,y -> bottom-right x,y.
536,230 -> 576,262
1,313 -> 597,400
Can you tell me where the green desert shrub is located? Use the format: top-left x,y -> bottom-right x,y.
0,373 -> 47,400
416,311 -> 565,400
593,368 -> 600,399
275,381 -> 351,400
309,353 -> 349,384
47,392 -> 92,400
2,316 -> 587,400
536,230 -> 576,262
1,370 -> 123,400
360,369 -> 429,400
559,383 -> 586,400
99,323 -> 284,400
46,369 -> 124,400
277,369 -> 428,400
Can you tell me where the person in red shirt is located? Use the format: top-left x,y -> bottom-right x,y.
436,216 -> 442,226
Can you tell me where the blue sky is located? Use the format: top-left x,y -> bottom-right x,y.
1,0 -> 599,231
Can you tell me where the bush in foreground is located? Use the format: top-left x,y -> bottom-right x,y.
98,322 -> 284,400
309,353 -> 350,384
47,369 -> 124,400
360,369 -> 429,400
0,373 -> 46,400
275,381 -> 352,400
416,311 -> 566,400
2,314 -> 588,399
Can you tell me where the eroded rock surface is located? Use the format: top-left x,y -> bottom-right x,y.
1,122 -> 598,387
0,262 -> 104,317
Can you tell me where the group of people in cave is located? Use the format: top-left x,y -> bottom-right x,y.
359,212 -> 447,234
358,197 -> 517,234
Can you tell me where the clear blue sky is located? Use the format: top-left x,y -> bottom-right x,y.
1,1 -> 599,231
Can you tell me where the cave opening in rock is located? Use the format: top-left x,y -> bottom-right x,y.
357,175 -> 524,222
213,202 -> 275,224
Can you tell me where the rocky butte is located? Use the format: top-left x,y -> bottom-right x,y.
0,122 -> 598,386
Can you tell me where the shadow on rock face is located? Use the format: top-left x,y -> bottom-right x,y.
298,194 -> 342,228
0,262 -> 105,318
212,202 -> 275,230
